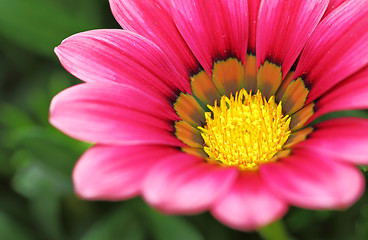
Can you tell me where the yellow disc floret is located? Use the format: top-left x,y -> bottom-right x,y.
198,89 -> 291,170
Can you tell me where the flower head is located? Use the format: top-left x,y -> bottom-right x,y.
50,0 -> 368,230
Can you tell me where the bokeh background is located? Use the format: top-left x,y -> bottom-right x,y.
1,0 -> 368,239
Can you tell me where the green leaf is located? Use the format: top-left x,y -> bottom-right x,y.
258,220 -> 295,240
11,160 -> 72,199
0,102 -> 34,130
0,0 -> 99,58
142,206 -> 204,240
0,211 -> 35,240
48,70 -> 75,97
81,204 -> 145,240
30,192 -> 64,240
312,110 -> 368,125
11,125 -> 88,174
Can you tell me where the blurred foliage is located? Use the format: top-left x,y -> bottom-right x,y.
0,0 -> 368,240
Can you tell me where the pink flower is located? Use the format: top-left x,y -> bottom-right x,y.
50,0 -> 368,231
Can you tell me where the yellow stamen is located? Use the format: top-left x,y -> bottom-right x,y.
198,89 -> 291,170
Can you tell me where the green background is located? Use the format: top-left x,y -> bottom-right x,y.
1,0 -> 368,239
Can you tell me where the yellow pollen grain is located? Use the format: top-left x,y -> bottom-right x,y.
198,89 -> 291,170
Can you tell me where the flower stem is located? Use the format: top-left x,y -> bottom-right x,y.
258,220 -> 294,240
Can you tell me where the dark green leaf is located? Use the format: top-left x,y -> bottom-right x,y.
81,205 -> 145,240
0,0 -> 99,57
142,206 -> 204,240
0,211 -> 35,240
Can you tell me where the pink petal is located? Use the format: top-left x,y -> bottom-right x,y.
299,117 -> 368,165
55,29 -> 190,96
310,66 -> 368,122
247,0 -> 261,54
170,0 -> 248,74
293,0 -> 368,104
256,0 -> 329,76
211,171 -> 288,231
143,154 -> 239,214
109,0 -> 198,83
50,83 -> 183,146
323,0 -> 348,18
73,145 -> 180,200
260,150 -> 364,209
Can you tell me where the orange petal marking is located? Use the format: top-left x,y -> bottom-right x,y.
257,61 -> 282,98
181,147 -> 208,158
212,58 -> 245,96
244,54 -> 258,92
284,127 -> 313,148
269,149 -> 291,162
276,71 -> 294,101
191,71 -> 220,106
174,93 -> 205,126
290,103 -> 315,131
281,78 -> 309,115
175,120 -> 204,148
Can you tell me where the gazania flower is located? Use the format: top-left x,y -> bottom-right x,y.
50,0 -> 368,230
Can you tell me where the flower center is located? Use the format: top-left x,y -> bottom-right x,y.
198,89 -> 291,170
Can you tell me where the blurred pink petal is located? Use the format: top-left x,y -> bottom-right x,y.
211,171 -> 288,231
299,118 -> 368,165
74,145 -> 180,200
143,154 -> 238,214
310,66 -> 368,122
261,150 -> 364,209
50,83 -> 183,145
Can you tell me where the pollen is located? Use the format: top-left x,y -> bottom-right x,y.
198,89 -> 291,170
